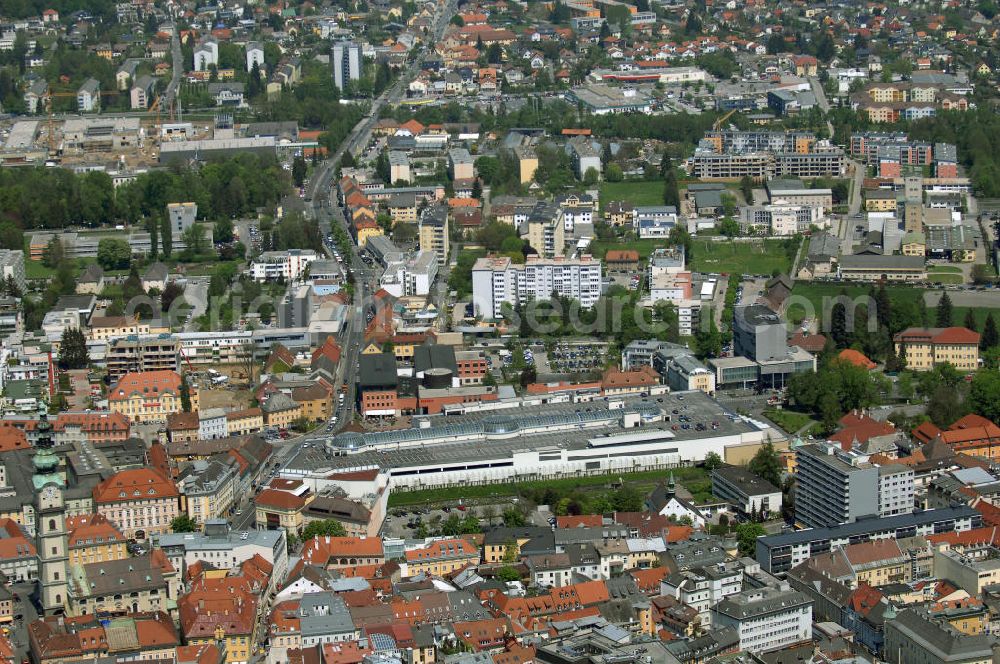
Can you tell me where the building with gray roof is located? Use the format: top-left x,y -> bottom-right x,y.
711,585 -> 812,653
299,592 -> 359,645
883,608 -> 999,664
155,518 -> 288,582
285,391 -> 772,489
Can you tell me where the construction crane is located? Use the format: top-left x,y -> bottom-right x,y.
713,108 -> 738,132
43,90 -> 119,155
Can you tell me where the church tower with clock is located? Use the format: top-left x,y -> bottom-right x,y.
33,411 -> 69,614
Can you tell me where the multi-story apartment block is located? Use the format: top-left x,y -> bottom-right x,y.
711,465 -> 782,521
87,315 -> 151,342
471,255 -> 603,320
106,336 -> 181,382
526,202 -> 566,258
894,327 -> 980,371
711,586 -> 812,653
661,561 -> 743,627
331,41 -> 361,91
757,506 -> 980,573
418,206 -> 449,265
0,250 -> 26,295
739,203 -> 824,235
250,250 -> 318,282
795,443 -> 914,529
178,456 -> 238,525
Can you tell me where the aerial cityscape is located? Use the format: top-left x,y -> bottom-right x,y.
0,0 -> 999,663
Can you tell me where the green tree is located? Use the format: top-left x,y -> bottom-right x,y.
170,515 -> 198,533
659,152 -> 674,178
161,282 -> 185,312
720,193 -> 737,217
122,265 -> 145,303
58,327 -> 89,369
936,291 -> 953,327
182,224 -> 208,255
718,217 -> 740,238
497,566 -> 521,582
968,370 -> 1000,423
703,451 -> 722,470
42,237 -> 65,269
736,522 -> 765,556
96,238 -> 132,270
663,171 -> 680,209
740,175 -> 753,202
982,314 -> 998,350
503,507 -> 526,527
292,155 -> 308,188
215,218 -> 235,244
502,538 -> 520,563
160,215 -> 172,257
301,519 -> 347,541
747,442 -> 782,488
179,374 -> 192,412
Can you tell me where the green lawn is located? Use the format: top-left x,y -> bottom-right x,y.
763,408 -> 815,434
927,265 -> 963,274
25,259 -> 56,279
926,273 -> 965,285
388,466 -> 709,508
598,180 -> 666,213
687,239 -> 795,276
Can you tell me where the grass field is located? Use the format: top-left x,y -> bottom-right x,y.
687,239 -> 795,276
927,265 -> 963,274
387,466 -> 710,507
926,273 -> 965,284
598,180 -> 666,213
25,259 -> 55,279
763,408 -> 815,434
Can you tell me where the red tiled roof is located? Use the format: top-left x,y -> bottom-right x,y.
93,468 -> 178,503
837,349 -> 876,370
556,515 -> 603,528
255,489 -> 306,511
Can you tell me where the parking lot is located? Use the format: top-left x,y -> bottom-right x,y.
490,341 -> 609,379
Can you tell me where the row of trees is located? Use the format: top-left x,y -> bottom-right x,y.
0,155 -> 289,249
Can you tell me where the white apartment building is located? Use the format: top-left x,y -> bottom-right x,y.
712,585 -> 813,653
472,255 -> 603,320
739,203 -> 825,236
198,408 -> 228,440
379,251 -> 438,298
250,250 -> 318,282
194,38 -> 219,71
878,464 -> 915,518
661,562 -> 743,627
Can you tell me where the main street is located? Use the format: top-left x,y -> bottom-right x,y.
279,0 -> 460,464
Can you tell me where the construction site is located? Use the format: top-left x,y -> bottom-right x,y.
0,95 -> 314,174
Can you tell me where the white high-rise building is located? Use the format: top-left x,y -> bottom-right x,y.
472,255 -> 603,320
332,41 -> 361,92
